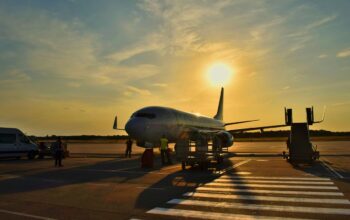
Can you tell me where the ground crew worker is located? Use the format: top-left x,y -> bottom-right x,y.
160,135 -> 172,165
53,137 -> 63,167
125,138 -> 133,158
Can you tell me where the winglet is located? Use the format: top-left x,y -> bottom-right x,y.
314,106 -> 326,124
214,87 -> 224,121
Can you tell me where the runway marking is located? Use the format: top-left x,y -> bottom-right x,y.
0,209 -> 56,220
146,175 -> 350,219
167,199 -> 350,215
80,166 -> 140,172
161,164 -> 180,171
147,207 -> 309,220
321,159 -> 344,179
77,168 -> 169,175
232,159 -> 252,169
256,159 -> 268,162
0,174 -> 21,180
195,187 -> 344,196
234,172 -> 251,175
214,179 -> 334,185
183,192 -> 350,204
215,159 -> 251,174
220,176 -> 331,181
205,182 -> 338,190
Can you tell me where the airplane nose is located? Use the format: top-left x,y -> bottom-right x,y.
125,119 -> 142,138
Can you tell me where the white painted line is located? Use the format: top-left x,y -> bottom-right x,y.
78,168 -> 169,175
0,174 -> 20,180
216,159 -> 251,175
232,159 -> 252,168
0,209 -> 56,220
184,192 -> 350,204
161,165 -> 179,171
196,187 -> 344,196
234,172 -> 251,175
206,182 -> 338,190
321,160 -> 344,179
85,166 -> 141,172
214,179 -> 334,185
147,207 -> 310,220
167,199 -> 350,215
220,176 -> 331,181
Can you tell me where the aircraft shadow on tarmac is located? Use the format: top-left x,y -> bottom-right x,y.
134,158 -> 259,210
0,156 -> 155,195
0,155 -> 257,207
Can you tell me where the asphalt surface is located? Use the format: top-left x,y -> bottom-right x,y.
0,142 -> 349,220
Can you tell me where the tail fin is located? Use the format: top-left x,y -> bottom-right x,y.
214,87 -> 224,121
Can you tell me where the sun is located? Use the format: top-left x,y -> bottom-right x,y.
206,62 -> 233,86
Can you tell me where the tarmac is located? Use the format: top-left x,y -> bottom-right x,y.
0,141 -> 349,220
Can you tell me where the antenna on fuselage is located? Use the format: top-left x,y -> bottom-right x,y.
214,87 -> 224,121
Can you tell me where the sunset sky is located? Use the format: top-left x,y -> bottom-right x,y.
0,0 -> 349,136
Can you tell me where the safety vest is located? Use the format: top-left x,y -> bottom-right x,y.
160,138 -> 168,150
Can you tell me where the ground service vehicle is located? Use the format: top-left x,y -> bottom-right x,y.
0,128 -> 38,159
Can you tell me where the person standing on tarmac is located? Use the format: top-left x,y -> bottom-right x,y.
53,137 -> 63,167
160,135 -> 172,165
125,138 -> 133,158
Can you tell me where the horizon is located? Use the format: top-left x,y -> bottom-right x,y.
28,129 -> 350,138
0,0 -> 349,136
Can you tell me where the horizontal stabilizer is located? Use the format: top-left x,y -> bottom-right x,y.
225,119 -> 259,126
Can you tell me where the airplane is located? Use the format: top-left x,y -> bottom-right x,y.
114,87 -> 289,149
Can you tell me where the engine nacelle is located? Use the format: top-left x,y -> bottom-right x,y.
215,131 -> 234,147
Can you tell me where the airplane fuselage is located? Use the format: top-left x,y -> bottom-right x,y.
125,106 -> 225,147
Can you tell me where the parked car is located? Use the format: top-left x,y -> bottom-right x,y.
38,141 -> 69,159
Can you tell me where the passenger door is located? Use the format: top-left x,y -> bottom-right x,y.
18,133 -> 31,155
0,133 -> 17,157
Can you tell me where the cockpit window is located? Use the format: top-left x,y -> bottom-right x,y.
134,112 -> 156,119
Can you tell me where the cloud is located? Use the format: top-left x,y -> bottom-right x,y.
337,48 -> 350,58
305,15 -> 337,30
331,102 -> 350,106
288,15 -> 337,38
286,15 -> 336,53
66,82 -> 81,88
152,83 -> 168,87
0,69 -> 31,85
0,7 -> 161,95
318,54 -> 328,59
125,86 -> 151,96
138,0 -> 234,55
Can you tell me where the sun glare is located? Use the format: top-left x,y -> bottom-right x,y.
206,62 -> 233,86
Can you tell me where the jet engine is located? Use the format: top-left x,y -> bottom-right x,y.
215,131 -> 234,147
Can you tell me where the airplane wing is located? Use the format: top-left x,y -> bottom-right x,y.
228,124 -> 288,133
225,119 -> 259,126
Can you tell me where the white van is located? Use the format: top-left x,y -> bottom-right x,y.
0,128 -> 38,159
